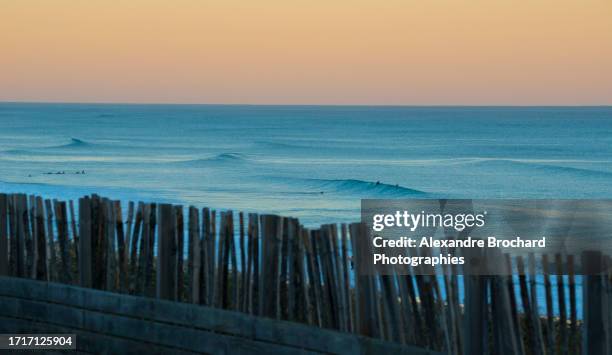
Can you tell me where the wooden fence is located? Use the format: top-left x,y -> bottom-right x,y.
0,192 -> 609,354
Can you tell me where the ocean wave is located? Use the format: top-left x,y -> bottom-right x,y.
171,153 -> 249,166
312,178 -> 426,196
466,158 -> 612,178
254,140 -> 314,151
271,176 -> 427,197
52,137 -> 92,149
2,138 -> 92,155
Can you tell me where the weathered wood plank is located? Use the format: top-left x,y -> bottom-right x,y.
462,244 -> 488,355
260,215 -> 282,319
227,211 -> 238,310
114,201 -> 128,292
137,203 -> 150,296
157,204 -> 177,301
34,197 -> 47,281
27,195 -> 36,278
78,197 -> 92,288
69,200 -> 79,262
239,212 -> 246,312
248,213 -> 260,315
582,250 -> 605,355
124,201 -> 135,266
528,253 -> 544,355
349,222 -> 378,338
0,193 -> 7,276
104,199 -> 117,291
13,194 -> 28,277
555,253 -> 567,354
188,206 -> 200,304
54,200 -> 72,283
567,254 -> 578,353
516,256 -> 535,353
129,202 -> 143,293
541,254 -> 555,354
175,206 -> 184,301
340,224 -> 352,333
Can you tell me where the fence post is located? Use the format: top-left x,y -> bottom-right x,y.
188,206 -> 201,304
0,194 -> 7,276
79,197 -> 92,288
34,197 -> 47,280
582,250 -> 605,355
157,203 -> 177,301
259,215 -> 282,319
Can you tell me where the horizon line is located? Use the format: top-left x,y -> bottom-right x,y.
1,100 -> 611,108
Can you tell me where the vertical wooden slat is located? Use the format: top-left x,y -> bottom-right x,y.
200,208 -> 210,305
239,212 -> 246,311
293,222 -> 310,324
175,206 -> 184,301
567,254 -> 578,353
129,202 -> 143,293
504,255 -> 523,355
516,256 -> 534,354
8,195 -> 17,276
27,195 -> 36,278
528,253 -> 545,355
311,230 -> 329,327
330,225 -> 346,330
303,227 -> 321,327
414,274 -> 436,346
541,254 -> 555,354
396,274 -> 416,344
92,195 -> 107,290
380,273 -> 405,344
279,219 -> 290,320
555,253 -> 567,354
104,199 -> 117,291
248,213 -> 259,315
228,211 -> 238,310
13,194 -> 27,277
582,250 -> 605,355
124,201 -> 135,264
114,201 -> 128,292
489,251 -> 518,354
605,255 -> 612,355
340,224 -> 352,332
259,215 -> 282,319
69,200 -> 79,262
202,208 -> 215,306
34,197 -> 47,281
349,222 -> 377,338
0,193 -> 7,276
217,211 -> 228,308
462,243 -> 488,355
285,218 -> 297,321
157,203 -> 176,301
78,197 -> 92,288
54,200 -> 72,283
137,203 -> 150,296
146,204 -> 157,297
188,206 -> 201,304
210,209 -> 218,306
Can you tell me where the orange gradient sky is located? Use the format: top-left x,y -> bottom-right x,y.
1,0 -> 611,105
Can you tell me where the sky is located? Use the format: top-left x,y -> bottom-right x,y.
1,0 -> 611,105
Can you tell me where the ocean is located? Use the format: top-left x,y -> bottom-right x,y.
2,103 -> 611,317
2,103 -> 611,226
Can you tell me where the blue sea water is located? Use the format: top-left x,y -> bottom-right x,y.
2,103 -> 611,226
1,103 -> 611,317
